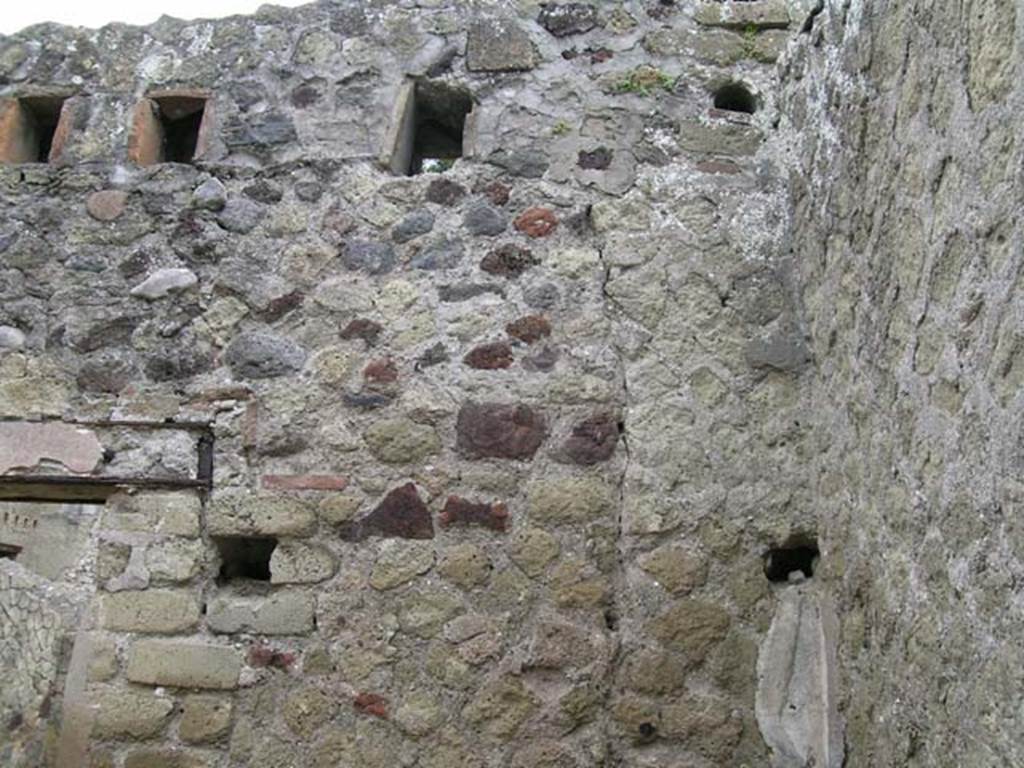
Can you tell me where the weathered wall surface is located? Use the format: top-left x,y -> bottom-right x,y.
15,0 -> 1020,765
0,1 -> 826,766
782,0 -> 1024,765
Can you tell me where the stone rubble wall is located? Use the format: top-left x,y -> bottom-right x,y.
0,516 -> 99,767
781,0 -> 1024,765
0,1 -> 833,766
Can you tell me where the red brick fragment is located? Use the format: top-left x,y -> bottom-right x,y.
514,207 -> 558,238
340,483 -> 434,541
464,342 -> 514,370
364,357 -> 398,383
261,290 -> 303,322
247,645 -> 296,670
480,244 -> 539,278
262,474 -> 349,491
341,318 -> 383,346
456,402 -> 547,460
506,315 -> 551,344
439,496 -> 510,532
481,181 -> 510,206
561,411 -> 620,465
354,692 -> 389,719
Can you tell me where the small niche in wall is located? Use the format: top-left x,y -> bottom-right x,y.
0,95 -> 70,164
713,82 -> 757,115
213,536 -> 277,582
0,543 -> 22,560
129,91 -> 210,166
381,79 -> 474,176
763,537 -> 819,583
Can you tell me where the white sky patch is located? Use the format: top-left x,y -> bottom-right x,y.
2,0 -> 308,36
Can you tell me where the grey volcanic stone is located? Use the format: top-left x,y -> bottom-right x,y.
192,178 -> 227,211
224,332 -> 307,379
411,238 -> 464,270
217,199 -> 263,234
467,19 -> 537,71
438,283 -> 505,302
223,111 -> 298,148
130,269 -> 198,301
243,180 -> 283,203
77,351 -> 137,393
524,282 -> 561,310
341,239 -> 397,274
745,327 -> 811,372
392,210 -> 436,243
294,181 -> 324,202
537,3 -> 599,37
425,179 -> 466,206
488,148 -> 549,179
463,202 -> 508,236
144,340 -> 214,382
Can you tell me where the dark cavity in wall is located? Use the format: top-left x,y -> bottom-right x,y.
0,543 -> 22,560
763,537 -> 819,582
156,96 -> 206,162
713,82 -> 757,114
130,93 -> 208,165
214,536 -> 277,582
0,96 -> 68,163
384,79 -> 473,175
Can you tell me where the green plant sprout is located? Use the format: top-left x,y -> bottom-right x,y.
612,66 -> 677,96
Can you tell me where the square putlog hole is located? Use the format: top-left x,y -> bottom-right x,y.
382,80 -> 473,176
129,93 -> 209,166
0,96 -> 70,164
763,537 -> 819,583
213,536 -> 277,583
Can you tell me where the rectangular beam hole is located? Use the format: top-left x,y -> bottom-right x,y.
130,94 -> 208,166
213,536 -> 277,583
0,96 -> 69,164
157,96 -> 206,163
383,80 -> 473,175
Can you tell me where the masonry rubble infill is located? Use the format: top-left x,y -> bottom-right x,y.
6,0 -> 997,766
